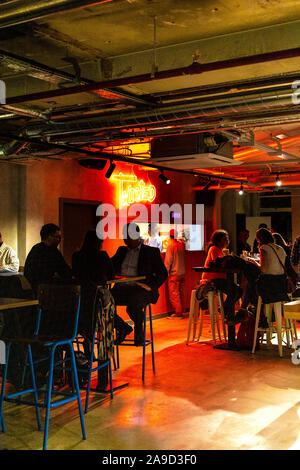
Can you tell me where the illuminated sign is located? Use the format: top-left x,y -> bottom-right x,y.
112,172 -> 156,207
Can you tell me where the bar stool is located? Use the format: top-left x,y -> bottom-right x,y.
283,299 -> 300,341
0,284 -> 86,450
114,304 -> 155,382
186,288 -> 227,346
252,296 -> 293,357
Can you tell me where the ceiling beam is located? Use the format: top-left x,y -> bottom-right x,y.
0,0 -> 118,29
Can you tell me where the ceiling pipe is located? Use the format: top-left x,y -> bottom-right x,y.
0,48 -> 153,107
0,0 -> 116,29
23,86 -> 297,137
7,46 -> 300,106
0,139 -> 26,156
0,131 -> 255,185
0,104 -> 49,120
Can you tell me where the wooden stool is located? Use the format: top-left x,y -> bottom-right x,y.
252,296 -> 293,357
283,299 -> 300,341
186,289 -> 227,346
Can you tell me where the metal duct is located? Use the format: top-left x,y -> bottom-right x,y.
0,0 -> 116,29
24,87 -> 296,137
0,104 -> 48,120
0,139 -> 25,156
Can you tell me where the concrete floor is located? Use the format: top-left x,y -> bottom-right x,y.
1,315 -> 300,451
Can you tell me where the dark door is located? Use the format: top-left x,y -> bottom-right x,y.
59,198 -> 101,266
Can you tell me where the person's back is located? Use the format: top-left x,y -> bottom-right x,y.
72,249 -> 114,285
24,224 -> 71,292
260,243 -> 286,275
165,238 -> 185,276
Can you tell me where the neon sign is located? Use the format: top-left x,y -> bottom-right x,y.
112,172 -> 156,207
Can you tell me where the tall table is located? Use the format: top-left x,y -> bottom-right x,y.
192,267 -> 242,350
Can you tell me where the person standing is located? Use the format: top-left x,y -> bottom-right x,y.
24,223 -> 72,292
236,229 -> 251,256
0,232 -> 19,273
165,229 -> 186,318
253,223 -> 268,253
291,234 -> 300,278
147,223 -> 163,252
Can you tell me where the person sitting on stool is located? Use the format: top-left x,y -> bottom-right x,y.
111,223 -> 168,346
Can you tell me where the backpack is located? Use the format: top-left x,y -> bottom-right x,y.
236,315 -> 260,350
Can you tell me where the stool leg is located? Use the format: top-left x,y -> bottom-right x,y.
214,296 -> 222,342
252,296 -> 262,354
0,343 -> 11,433
85,333 -> 96,414
108,359 -> 113,400
208,291 -> 216,346
27,345 -> 41,431
293,319 -> 298,340
69,345 -> 86,442
149,305 -> 155,373
43,347 -> 55,450
285,318 -> 291,348
186,290 -> 196,345
142,307 -> 147,382
197,308 -> 204,341
274,302 -> 283,357
218,292 -> 227,341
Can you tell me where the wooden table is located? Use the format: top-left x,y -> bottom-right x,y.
0,298 -> 39,311
105,275 -> 146,287
192,266 -> 242,350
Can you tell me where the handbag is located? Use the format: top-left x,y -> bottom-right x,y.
269,245 -> 296,294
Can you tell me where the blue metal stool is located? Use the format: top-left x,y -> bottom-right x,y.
115,304 -> 155,382
0,284 -> 86,450
74,285 -> 115,412
74,328 -> 113,413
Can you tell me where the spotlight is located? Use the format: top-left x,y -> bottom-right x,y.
276,174 -> 282,186
105,160 -> 116,179
238,183 -> 244,195
159,172 -> 170,184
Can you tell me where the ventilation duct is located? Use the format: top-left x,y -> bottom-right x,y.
150,133 -> 240,169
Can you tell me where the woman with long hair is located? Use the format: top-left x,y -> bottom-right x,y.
72,230 -> 114,342
202,229 -> 242,343
255,228 -> 289,313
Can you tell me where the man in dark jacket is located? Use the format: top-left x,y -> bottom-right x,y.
24,223 -> 72,293
111,223 -> 168,346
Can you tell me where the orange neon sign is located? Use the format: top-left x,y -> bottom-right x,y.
111,172 -> 156,207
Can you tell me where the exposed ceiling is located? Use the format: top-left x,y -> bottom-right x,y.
1,0 -> 300,190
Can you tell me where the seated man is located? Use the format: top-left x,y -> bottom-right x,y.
0,232 -> 19,273
111,223 -> 168,346
24,223 -> 72,293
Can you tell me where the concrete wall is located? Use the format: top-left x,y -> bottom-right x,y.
0,162 -> 25,263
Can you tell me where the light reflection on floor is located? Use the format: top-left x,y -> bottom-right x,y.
1,314 -> 300,450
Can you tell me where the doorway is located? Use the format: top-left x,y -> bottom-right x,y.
59,198 -> 101,266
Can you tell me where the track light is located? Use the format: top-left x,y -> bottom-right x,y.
238,183 -> 244,195
105,160 -> 116,179
158,171 -> 170,184
276,174 -> 282,186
